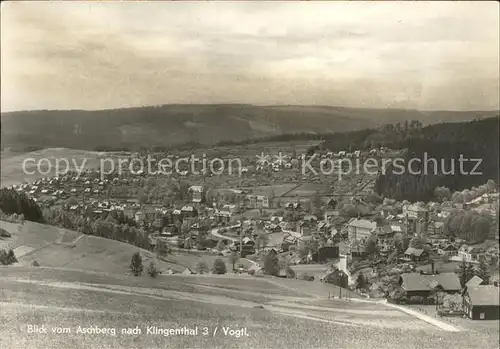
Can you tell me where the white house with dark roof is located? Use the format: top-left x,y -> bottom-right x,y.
458,245 -> 483,263
403,247 -> 428,262
438,244 -> 458,257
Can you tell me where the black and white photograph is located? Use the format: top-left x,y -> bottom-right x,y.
1,1 -> 499,348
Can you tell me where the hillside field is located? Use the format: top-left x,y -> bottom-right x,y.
1,266 -> 499,349
0,221 -> 499,349
0,220 -> 253,274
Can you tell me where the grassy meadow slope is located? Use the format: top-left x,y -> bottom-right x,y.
1,221 -> 498,348
0,220 -> 181,273
2,104 -> 497,151
1,267 -> 499,349
0,220 -> 250,274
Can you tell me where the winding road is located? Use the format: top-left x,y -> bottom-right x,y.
209,224 -> 241,242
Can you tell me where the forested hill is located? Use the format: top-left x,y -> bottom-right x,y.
374,116 -> 499,202
1,104 -> 497,152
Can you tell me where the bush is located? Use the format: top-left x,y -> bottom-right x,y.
7,249 -> 17,264
147,262 -> 159,278
248,269 -> 256,276
263,251 -> 279,276
388,288 -> 406,303
442,294 -> 463,311
409,296 -> 425,304
397,296 -> 408,304
285,266 -> 296,278
0,249 -> 17,265
130,252 -> 143,276
212,259 -> 227,275
32,260 -> 40,267
0,228 -> 11,238
196,261 -> 209,274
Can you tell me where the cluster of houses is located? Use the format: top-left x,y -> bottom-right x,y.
67,182 -> 497,274
10,172 -> 114,204
315,146 -> 393,159
398,269 -> 499,320
255,154 -> 296,172
203,188 -> 271,209
343,199 -> 499,265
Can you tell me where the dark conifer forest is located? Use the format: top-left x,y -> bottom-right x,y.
0,189 -> 45,223
374,117 -> 499,202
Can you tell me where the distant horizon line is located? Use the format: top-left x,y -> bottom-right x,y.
2,103 -> 500,114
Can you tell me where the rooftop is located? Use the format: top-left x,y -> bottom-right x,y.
400,272 -> 461,292
467,285 -> 500,306
459,245 -> 483,254
407,204 -> 428,212
404,247 -> 425,256
347,219 -> 377,230
466,275 -> 485,288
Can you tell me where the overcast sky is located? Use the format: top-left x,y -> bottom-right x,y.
1,1 -> 499,112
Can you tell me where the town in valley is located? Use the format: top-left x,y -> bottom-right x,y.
1,1 -> 499,348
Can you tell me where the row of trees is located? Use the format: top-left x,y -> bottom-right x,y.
129,251 -> 239,277
434,180 -> 497,203
192,250 -> 281,277
130,252 -> 160,277
0,211 -> 25,224
44,208 -> 150,249
194,259 -> 228,275
443,211 -> 493,243
129,248 -> 307,281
